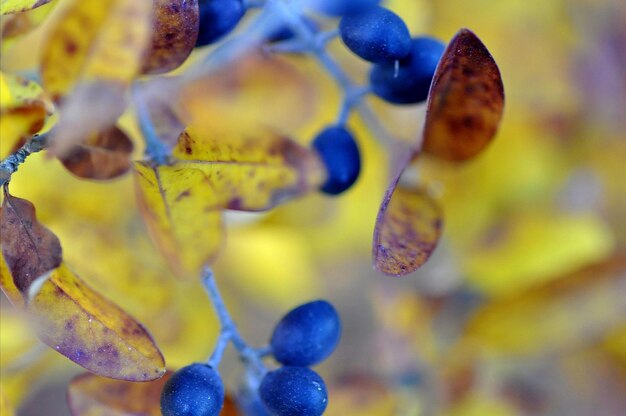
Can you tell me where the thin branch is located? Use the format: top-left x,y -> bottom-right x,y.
0,133 -> 49,186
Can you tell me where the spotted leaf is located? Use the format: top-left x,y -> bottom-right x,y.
422,28 -> 505,162
134,127 -> 324,278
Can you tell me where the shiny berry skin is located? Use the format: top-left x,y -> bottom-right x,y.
196,0 -> 246,47
160,364 -> 224,416
270,300 -> 341,366
369,36 -> 446,104
306,0 -> 380,16
260,367 -> 328,416
312,126 -> 361,195
339,7 -> 411,64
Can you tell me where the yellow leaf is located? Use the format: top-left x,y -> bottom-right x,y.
0,389 -> 14,416
27,263 -> 166,381
464,257 -> 626,355
0,254 -> 23,308
0,0 -> 51,15
134,127 -> 323,278
40,0 -> 152,155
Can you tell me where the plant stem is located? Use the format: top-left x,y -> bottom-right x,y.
0,133 -> 49,187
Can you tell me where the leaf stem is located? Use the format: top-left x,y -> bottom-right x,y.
132,84 -> 170,165
201,267 -> 267,374
0,133 -> 49,187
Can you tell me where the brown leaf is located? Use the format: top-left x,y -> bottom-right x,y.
67,371 -> 172,415
0,191 -> 62,294
59,125 -> 134,180
422,28 -> 505,162
373,169 -> 442,276
142,0 -> 199,75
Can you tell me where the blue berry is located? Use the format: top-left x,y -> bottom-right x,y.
260,367 -> 328,416
196,0 -> 246,47
307,0 -> 380,17
160,363 -> 224,416
270,300 -> 341,366
312,126 -> 361,195
339,7 -> 411,64
369,36 -> 446,104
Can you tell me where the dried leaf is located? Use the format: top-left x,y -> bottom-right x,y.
0,192 -> 62,294
142,0 -> 199,75
59,125 -> 134,180
373,174 -> 442,276
178,52 -> 316,134
40,0 -> 152,155
0,72 -> 52,157
28,263 -> 166,381
422,28 -> 505,162
0,0 -> 52,15
67,371 -> 172,416
134,127 -> 323,278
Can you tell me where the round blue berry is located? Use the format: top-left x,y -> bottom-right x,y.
196,0 -> 246,47
339,7 -> 411,64
260,367 -> 328,416
306,0 -> 380,17
270,300 -> 341,366
369,36 -> 446,105
160,363 -> 224,416
312,126 -> 361,195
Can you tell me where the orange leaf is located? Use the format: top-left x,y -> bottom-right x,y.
142,0 -> 199,75
67,371 -> 172,415
59,125 -> 134,180
373,174 -> 442,276
0,191 -> 62,294
29,263 -> 166,381
134,127 -> 323,278
422,28 -> 505,162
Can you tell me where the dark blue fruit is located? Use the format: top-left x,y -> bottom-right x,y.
161,363 -> 224,416
270,300 -> 341,366
260,367 -> 328,416
370,36 -> 446,104
307,0 -> 380,17
312,126 -> 361,195
339,7 -> 411,63
196,0 -> 246,47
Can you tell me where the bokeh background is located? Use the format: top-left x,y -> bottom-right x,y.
1,0 -> 625,414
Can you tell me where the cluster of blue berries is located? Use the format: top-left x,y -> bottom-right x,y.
160,300 -> 341,415
191,0 -> 446,199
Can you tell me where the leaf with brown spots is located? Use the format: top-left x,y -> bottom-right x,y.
134,127 -> 324,278
422,28 -> 505,162
0,0 -> 52,15
67,371 -> 172,415
373,161 -> 443,276
59,125 -> 134,180
26,262 -> 166,380
40,0 -> 152,156
0,191 -> 62,294
141,0 -> 199,75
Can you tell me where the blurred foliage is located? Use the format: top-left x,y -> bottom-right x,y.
1,0 -> 625,414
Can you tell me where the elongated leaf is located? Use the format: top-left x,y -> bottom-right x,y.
422,29 -> 505,162
373,172 -> 442,276
28,263 -> 166,381
59,125 -> 134,180
0,1 -> 54,39
0,192 -> 62,293
134,127 -> 323,278
142,0 -> 199,75
0,0 -> 51,15
68,371 -> 172,416
40,0 -> 152,155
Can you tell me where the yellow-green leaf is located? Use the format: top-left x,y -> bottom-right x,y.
0,0 -> 52,15
134,127 -> 324,278
28,263 -> 166,381
67,371 -> 172,416
40,0 -> 152,155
